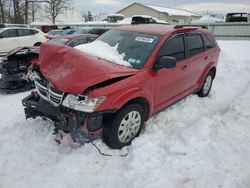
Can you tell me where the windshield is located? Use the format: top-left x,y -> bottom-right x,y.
96,30 -> 161,69
48,38 -> 69,45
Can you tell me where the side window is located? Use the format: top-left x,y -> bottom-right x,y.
158,35 -> 185,61
68,38 -> 87,47
0,29 -> 18,38
18,29 -> 32,36
202,34 -> 215,50
30,30 -> 39,35
186,34 -> 204,57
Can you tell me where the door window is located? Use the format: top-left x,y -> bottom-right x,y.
158,35 -> 185,61
202,34 -> 215,50
0,29 -> 18,38
186,34 -> 204,57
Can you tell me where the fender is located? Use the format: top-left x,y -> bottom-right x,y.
112,86 -> 154,115
197,62 -> 216,89
95,86 -> 154,116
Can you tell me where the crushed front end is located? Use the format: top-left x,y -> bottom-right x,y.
22,70 -> 110,144
0,47 -> 39,93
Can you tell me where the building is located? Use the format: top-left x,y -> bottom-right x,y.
116,2 -> 201,24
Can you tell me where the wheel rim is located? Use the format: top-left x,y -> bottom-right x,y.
118,111 -> 141,143
203,75 -> 212,95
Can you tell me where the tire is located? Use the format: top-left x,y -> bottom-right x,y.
197,71 -> 214,97
103,104 -> 145,149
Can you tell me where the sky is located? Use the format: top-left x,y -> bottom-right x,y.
73,0 -> 250,14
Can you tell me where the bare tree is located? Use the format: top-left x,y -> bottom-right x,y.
45,0 -> 69,24
0,0 -> 7,23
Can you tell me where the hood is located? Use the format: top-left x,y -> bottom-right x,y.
38,43 -> 138,94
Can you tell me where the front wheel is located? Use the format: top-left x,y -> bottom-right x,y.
197,72 -> 214,97
103,104 -> 145,149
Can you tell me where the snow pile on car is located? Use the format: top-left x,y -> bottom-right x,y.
75,40 -> 132,67
0,41 -> 250,188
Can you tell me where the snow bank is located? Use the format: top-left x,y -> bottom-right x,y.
0,40 -> 250,188
75,40 -> 132,67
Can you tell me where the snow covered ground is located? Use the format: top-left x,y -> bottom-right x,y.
0,40 -> 250,188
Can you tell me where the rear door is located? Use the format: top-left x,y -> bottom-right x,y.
184,33 -> 206,89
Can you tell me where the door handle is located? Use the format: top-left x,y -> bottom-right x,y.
204,56 -> 208,60
181,65 -> 188,70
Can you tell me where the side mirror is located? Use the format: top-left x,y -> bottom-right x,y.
153,56 -> 177,71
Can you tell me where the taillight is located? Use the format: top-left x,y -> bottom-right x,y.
44,34 -> 49,39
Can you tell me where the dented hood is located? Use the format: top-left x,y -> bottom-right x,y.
38,43 -> 138,94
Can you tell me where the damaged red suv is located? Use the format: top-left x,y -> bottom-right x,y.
22,24 -> 220,149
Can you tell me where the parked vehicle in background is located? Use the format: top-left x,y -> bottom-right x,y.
0,27 -> 47,56
45,29 -> 64,39
0,34 -> 98,92
38,25 -> 58,33
75,27 -> 110,36
107,14 -> 126,22
48,34 -> 97,47
226,12 -> 250,22
22,24 -> 220,149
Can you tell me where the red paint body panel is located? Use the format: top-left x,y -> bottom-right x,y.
38,43 -> 138,94
34,25 -> 220,118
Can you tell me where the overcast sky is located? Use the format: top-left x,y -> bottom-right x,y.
73,0 -> 250,14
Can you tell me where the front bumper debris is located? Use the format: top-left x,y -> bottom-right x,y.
22,93 -> 104,144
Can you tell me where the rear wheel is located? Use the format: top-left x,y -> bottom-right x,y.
197,72 -> 214,97
103,104 -> 145,149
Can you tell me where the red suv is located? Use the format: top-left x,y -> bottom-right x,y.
22,24 -> 220,149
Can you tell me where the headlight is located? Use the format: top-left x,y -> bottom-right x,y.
62,94 -> 106,113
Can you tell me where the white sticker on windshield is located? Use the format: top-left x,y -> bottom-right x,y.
135,37 -> 154,43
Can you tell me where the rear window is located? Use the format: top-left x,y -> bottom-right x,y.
186,34 -> 204,57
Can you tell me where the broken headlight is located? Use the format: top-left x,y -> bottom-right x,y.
62,94 -> 106,113
27,71 -> 41,81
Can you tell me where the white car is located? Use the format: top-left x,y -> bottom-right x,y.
0,27 -> 47,56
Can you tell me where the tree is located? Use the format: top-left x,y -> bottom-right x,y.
0,0 -> 7,23
45,0 -> 69,24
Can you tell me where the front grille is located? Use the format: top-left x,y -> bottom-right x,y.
35,80 -> 64,107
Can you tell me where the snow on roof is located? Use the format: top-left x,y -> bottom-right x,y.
75,40 -> 131,67
142,3 -> 200,17
119,15 -> 169,24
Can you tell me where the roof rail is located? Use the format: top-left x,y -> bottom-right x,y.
174,25 -> 208,29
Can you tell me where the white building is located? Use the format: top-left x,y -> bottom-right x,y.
116,2 -> 201,24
